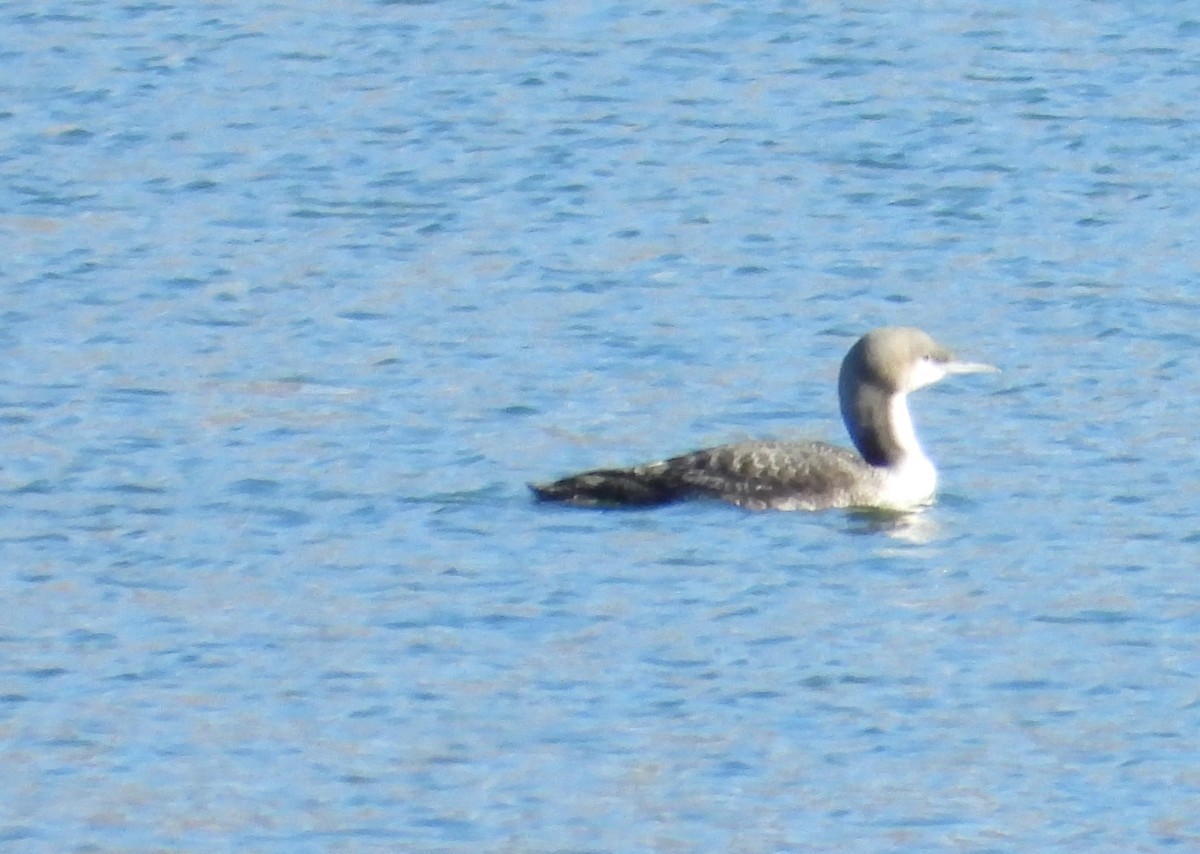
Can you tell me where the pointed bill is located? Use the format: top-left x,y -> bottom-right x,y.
943,359 -> 999,375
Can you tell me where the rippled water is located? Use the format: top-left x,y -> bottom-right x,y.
4,1 -> 1200,851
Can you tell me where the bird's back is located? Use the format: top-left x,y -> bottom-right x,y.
531,439 -> 878,510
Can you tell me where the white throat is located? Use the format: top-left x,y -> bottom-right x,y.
880,392 -> 937,507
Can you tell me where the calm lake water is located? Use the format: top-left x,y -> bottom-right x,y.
3,1 -> 1200,851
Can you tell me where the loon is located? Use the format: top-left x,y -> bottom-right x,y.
530,327 -> 996,511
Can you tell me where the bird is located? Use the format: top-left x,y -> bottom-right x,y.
530,326 -> 996,511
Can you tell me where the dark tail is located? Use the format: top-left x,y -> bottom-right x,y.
530,465 -> 684,507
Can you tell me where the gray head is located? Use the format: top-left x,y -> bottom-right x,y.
838,327 -> 994,466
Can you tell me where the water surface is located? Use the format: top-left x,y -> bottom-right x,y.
3,1 -> 1200,850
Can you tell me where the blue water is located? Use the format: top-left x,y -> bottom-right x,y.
3,1 -> 1200,850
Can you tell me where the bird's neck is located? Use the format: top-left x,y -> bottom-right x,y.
842,383 -> 931,471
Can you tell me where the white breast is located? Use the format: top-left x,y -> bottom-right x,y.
879,453 -> 938,509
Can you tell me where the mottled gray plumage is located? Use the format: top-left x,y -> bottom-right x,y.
531,440 -> 880,510
530,327 -> 994,511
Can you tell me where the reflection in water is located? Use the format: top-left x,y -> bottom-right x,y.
844,506 -> 940,543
